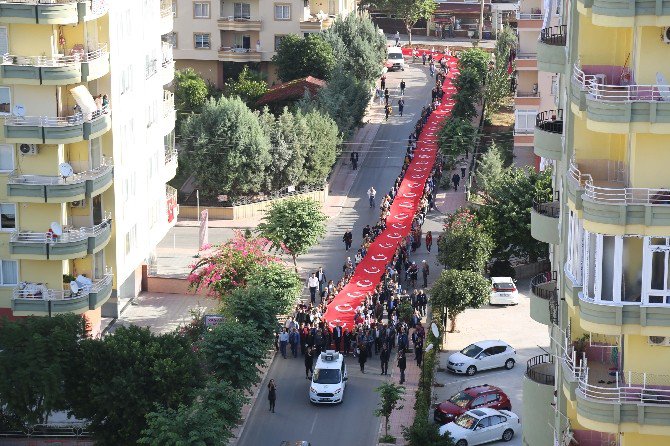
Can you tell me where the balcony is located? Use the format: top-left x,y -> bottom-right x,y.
167,185 -> 179,225
578,0 -> 670,27
578,291 -> 670,335
531,197 -> 560,244
159,2 -> 173,35
515,52 -> 537,70
164,147 -> 178,182
160,43 -> 175,85
514,90 -> 540,106
11,273 -> 113,316
526,353 -> 555,386
7,162 -> 113,203
0,0 -> 108,25
218,16 -> 262,31
0,45 -> 109,85
522,353 -> 556,446
533,109 -> 563,160
530,272 -> 558,325
218,47 -> 262,63
516,10 -> 543,29
572,64 -> 670,133
4,106 -> 111,144
162,91 -> 176,135
568,159 -> 670,226
537,25 -> 567,73
9,217 -> 112,260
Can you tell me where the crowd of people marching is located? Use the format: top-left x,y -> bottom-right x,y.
275,54 -> 452,384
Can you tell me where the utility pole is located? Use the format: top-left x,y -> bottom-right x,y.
479,0 -> 485,41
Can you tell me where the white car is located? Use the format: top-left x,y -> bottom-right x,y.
439,408 -> 520,446
489,277 -> 519,305
386,46 -> 405,71
447,340 -> 516,376
309,350 -> 347,404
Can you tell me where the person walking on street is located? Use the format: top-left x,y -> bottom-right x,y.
289,328 -> 300,358
422,52 -> 427,65
397,349 -> 407,383
343,229 -> 353,251
307,273 -> 319,304
350,151 -> 359,170
452,173 -> 460,191
422,260 -> 430,288
426,231 -> 433,252
268,379 -> 277,413
279,328 -> 289,359
380,344 -> 390,375
385,104 -> 391,121
304,347 -> 314,379
397,98 -> 405,116
316,267 -> 327,295
368,186 -> 377,208
395,31 -> 400,46
429,60 -> 435,77
415,338 -> 424,367
380,74 -> 386,90
358,343 -> 368,373
384,88 -> 390,105
400,79 -> 406,96
461,166 -> 466,178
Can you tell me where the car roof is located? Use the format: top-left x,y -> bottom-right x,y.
388,47 -> 403,53
315,350 -> 343,368
467,408 -> 500,418
462,384 -> 503,396
469,340 -> 509,349
491,277 -> 514,283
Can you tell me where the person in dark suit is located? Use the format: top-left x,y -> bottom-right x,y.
397,349 -> 407,383
350,151 -> 359,170
316,267 -> 327,296
380,344 -> 390,375
332,324 -> 342,352
343,230 -> 353,251
268,379 -> 277,413
304,347 -> 314,379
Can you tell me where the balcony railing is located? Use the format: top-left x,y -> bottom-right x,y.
516,52 -> 538,59
516,11 -> 543,19
579,368 -> 670,405
8,162 -> 112,187
569,159 -> 670,205
516,91 -> 540,98
163,91 -> 174,118
533,198 -> 560,218
161,43 -> 174,68
540,25 -> 567,45
4,105 -> 109,127
2,44 -> 108,67
572,63 -> 670,102
526,353 -> 555,385
13,272 -> 112,301
10,217 -> 111,245
531,271 -> 557,299
535,109 -> 563,134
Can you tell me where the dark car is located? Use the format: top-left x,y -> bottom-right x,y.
433,384 -> 511,425
280,442 -> 311,446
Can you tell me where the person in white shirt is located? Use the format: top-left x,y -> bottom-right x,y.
368,186 -> 376,208
307,273 -> 319,304
395,31 -> 400,46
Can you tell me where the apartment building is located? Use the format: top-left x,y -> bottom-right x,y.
0,0 -> 178,335
512,0 -> 559,169
524,0 -> 670,445
171,0 -> 357,88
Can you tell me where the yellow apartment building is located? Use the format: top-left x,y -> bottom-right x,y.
170,0 -> 357,87
0,0 -> 178,336
524,0 -> 670,445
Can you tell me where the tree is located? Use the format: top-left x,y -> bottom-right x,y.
451,67 -> 483,120
68,326 -> 204,446
375,0 -> 437,45
301,109 -> 341,184
437,225 -> 494,273
139,380 -> 246,446
174,68 -> 209,115
0,315 -> 87,425
484,26 -> 516,118
199,320 -> 269,390
221,286 -> 284,339
403,417 -> 455,446
430,269 -> 490,332
273,33 -> 335,82
247,262 -> 303,313
181,96 -> 271,198
257,197 -> 328,273
258,107 -> 306,191
457,48 -> 490,86
223,66 -> 268,107
438,117 -> 477,164
375,382 -> 405,442
475,142 -> 504,192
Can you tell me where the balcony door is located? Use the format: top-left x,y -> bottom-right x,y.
94,249 -> 105,280
92,195 -> 103,226
90,137 -> 102,169
234,34 -> 251,49
644,238 -> 670,305
0,27 -> 8,56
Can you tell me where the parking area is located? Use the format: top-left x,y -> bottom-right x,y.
434,279 -> 550,446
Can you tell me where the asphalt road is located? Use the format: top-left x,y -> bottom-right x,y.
237,63 -> 438,446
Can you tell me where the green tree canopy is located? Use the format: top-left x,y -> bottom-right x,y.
301,109 -> 341,184
437,224 -> 494,273
257,197 -> 328,272
221,286 -> 285,339
258,107 -> 306,191
437,117 -> 478,165
223,66 -> 268,107
199,320 -> 269,390
174,68 -> 209,115
403,417 -> 455,446
451,67 -> 482,120
247,262 -> 303,313
68,326 -> 204,446
375,0 -> 437,45
431,269 -> 491,332
139,380 -> 246,446
181,96 -> 271,198
273,33 -> 336,82
475,142 -> 505,192
0,314 -> 87,425
457,48 -> 490,85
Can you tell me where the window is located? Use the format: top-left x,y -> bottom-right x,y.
274,34 -> 286,51
0,203 -> 15,230
166,32 -> 178,49
124,225 -> 137,255
0,87 -> 10,115
234,34 -> 251,49
194,2 -> 210,18
194,33 -> 211,49
551,75 -> 559,96
0,260 -> 17,285
120,65 -> 133,95
471,396 -> 485,407
274,3 -> 290,20
514,109 -> 535,134
485,394 -> 500,404
234,2 -> 251,18
0,144 -> 13,172
476,417 -> 491,429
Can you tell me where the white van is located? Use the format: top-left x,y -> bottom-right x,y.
309,350 -> 348,404
386,47 -> 405,71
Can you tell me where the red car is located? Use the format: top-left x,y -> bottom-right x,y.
433,385 -> 511,425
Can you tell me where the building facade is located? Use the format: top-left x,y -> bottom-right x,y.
0,0 -> 178,335
171,0 -> 356,88
525,0 -> 670,445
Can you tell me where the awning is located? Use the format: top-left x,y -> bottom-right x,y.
69,85 -> 97,116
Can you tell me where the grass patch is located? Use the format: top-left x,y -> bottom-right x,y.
379,434 -> 397,444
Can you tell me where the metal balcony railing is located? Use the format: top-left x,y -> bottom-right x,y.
579,369 -> 670,405
4,105 -> 109,127
13,270 -> 112,301
1,44 -> 108,67
8,161 -> 112,187
535,109 -> 563,134
540,25 -> 567,46
526,353 -> 555,385
10,216 -> 111,245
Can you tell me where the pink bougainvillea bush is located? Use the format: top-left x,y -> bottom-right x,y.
443,207 -> 479,231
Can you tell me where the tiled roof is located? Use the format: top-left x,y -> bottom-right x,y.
256,76 -> 327,105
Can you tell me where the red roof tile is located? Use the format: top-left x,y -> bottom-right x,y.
256,76 -> 327,105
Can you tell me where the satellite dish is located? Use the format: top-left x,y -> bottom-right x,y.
50,221 -> 63,236
70,281 -> 79,294
425,343 -> 434,352
13,105 -> 25,117
431,322 -> 440,338
59,162 -> 74,178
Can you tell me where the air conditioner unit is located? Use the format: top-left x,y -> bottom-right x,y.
19,144 -> 38,156
663,27 -> 670,44
70,199 -> 87,208
648,336 -> 670,346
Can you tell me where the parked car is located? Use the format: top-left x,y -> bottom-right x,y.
386,46 -> 405,71
433,385 -> 511,425
439,408 -> 520,446
280,442 -> 311,446
489,277 -> 519,305
447,340 -> 516,376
